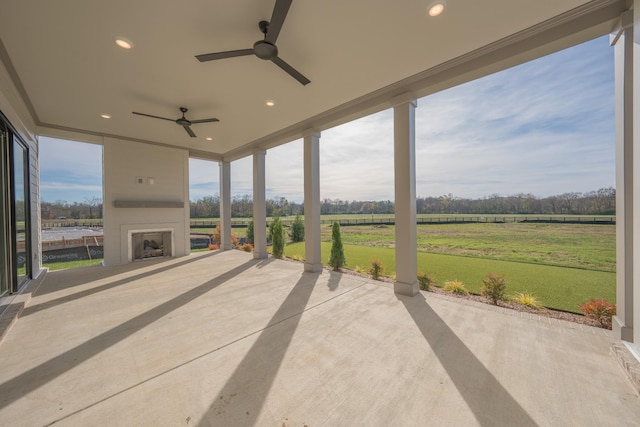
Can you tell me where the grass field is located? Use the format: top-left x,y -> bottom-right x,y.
172,214 -> 613,275
210,221 -> 615,272
283,242 -> 614,314
46,259 -> 104,271
327,223 -> 615,272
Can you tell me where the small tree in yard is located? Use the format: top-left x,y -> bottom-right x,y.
289,213 -> 305,243
246,220 -> 254,245
271,217 -> 285,258
328,221 -> 346,271
369,258 -> 384,280
268,214 -> 280,242
480,273 -> 507,305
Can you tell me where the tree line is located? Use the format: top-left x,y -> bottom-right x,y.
190,187 -> 615,217
40,187 -> 616,220
41,197 -> 103,220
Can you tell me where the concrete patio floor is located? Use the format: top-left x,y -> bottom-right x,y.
0,250 -> 638,426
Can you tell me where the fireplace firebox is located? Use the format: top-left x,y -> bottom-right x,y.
131,231 -> 172,261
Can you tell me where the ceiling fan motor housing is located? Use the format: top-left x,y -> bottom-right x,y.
253,40 -> 277,60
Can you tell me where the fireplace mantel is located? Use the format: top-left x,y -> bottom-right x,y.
113,200 -> 183,208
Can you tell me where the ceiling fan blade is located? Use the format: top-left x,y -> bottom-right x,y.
265,0 -> 292,44
196,49 -> 254,62
271,56 -> 310,85
132,111 -> 175,122
183,125 -> 196,138
190,118 -> 220,124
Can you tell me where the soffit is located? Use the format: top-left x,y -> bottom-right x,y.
0,0 -> 622,160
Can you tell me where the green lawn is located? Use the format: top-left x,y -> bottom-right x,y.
207,222 -> 615,272
328,223 -> 615,272
283,242 -> 614,314
45,259 -> 104,271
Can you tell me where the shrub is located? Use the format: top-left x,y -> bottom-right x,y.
368,258 -> 384,280
242,243 -> 253,252
271,217 -> 285,258
579,299 -> 616,329
443,280 -> 469,295
328,222 -> 346,271
212,223 -> 238,247
514,292 -> 543,309
268,215 -> 280,242
418,272 -> 436,291
353,265 -> 367,275
208,244 -> 219,251
480,273 -> 507,305
246,220 -> 254,245
289,213 -> 305,243
211,223 -> 221,246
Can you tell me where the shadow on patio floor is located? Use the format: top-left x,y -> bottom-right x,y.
399,293 -> 538,427
0,258 -> 255,411
197,271 -> 320,426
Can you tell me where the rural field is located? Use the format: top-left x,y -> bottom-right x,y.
223,219 -> 615,314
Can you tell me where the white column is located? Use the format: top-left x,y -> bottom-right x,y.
219,161 -> 233,250
633,2 -> 640,347
253,150 -> 268,259
393,96 -> 418,296
304,132 -> 322,272
612,11 -> 635,342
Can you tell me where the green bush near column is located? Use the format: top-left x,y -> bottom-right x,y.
289,213 -> 305,243
271,217 -> 285,258
246,220 -> 254,245
328,221 -> 346,271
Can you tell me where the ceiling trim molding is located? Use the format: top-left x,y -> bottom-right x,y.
37,123 -> 223,161
37,122 -> 197,153
223,0 -> 627,162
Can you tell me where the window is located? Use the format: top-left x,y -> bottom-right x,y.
0,112 -> 31,296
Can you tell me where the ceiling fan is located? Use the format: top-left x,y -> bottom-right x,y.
132,107 -> 219,138
195,0 -> 310,86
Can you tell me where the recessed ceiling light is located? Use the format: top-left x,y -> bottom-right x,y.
100,114 -> 111,119
206,137 -> 213,141
428,1 -> 446,17
265,100 -> 275,107
115,37 -> 133,49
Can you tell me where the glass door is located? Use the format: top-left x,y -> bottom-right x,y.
13,137 -> 29,287
0,127 -> 9,296
0,114 -> 31,297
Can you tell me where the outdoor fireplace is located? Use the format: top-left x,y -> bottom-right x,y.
131,230 -> 173,261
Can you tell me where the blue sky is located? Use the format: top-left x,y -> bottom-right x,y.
40,35 -> 614,204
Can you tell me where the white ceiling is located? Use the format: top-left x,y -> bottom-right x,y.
0,0 -> 626,161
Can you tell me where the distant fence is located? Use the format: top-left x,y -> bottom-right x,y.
42,215 -> 616,231
38,235 -> 216,264
41,221 -> 103,229
190,215 -> 616,228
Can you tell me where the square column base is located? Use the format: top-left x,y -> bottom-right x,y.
253,250 -> 268,260
394,280 -> 419,297
304,262 -> 323,273
613,316 -> 634,342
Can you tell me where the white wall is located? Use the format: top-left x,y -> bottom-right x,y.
0,52 -> 42,279
102,137 -> 190,265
